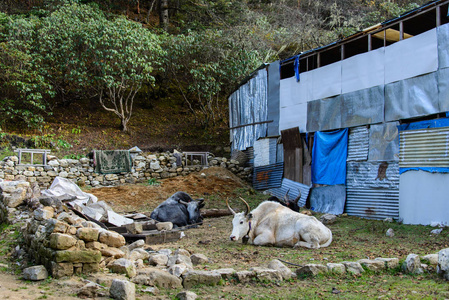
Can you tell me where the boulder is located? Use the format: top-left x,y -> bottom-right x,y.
421,254 -> 438,266
177,291 -> 198,300
149,254 -> 169,266
182,270 -> 221,289
22,265 -> 48,281
357,259 -> 386,272
129,248 -> 150,261
342,262 -> 364,275
76,228 -> 100,242
374,257 -> 399,269
215,268 -> 236,280
267,259 -> 295,280
49,233 -> 77,250
319,214 -> 337,225
402,254 -> 423,274
108,258 -> 137,278
295,264 -> 327,276
110,279 -> 135,300
327,263 -> 346,274
99,230 -> 126,248
132,268 -> 182,288
190,253 -> 208,265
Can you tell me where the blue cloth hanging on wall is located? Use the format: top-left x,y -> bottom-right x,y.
311,129 -> 349,185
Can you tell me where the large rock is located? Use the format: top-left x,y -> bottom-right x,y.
77,228 -> 100,242
250,267 -> 283,281
77,282 -> 104,298
108,258 -> 136,278
327,263 -> 346,274
99,230 -> 126,248
168,264 -> 189,277
182,270 -> 222,289
402,254 -> 423,274
0,181 -> 29,208
296,264 -> 328,276
129,248 -> 150,261
149,254 -> 168,266
49,233 -> 77,250
421,254 -> 438,266
176,291 -> 198,300
267,259 -> 295,280
190,253 -> 208,265
127,239 -> 145,251
342,262 -> 364,275
110,279 -> 135,300
357,259 -> 386,272
375,257 -> 399,269
22,265 -> 48,281
437,248 -> 449,280
215,268 -> 236,280
55,249 -> 101,263
132,268 -> 182,288
319,214 -> 337,225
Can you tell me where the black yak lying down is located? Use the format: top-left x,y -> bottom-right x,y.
268,189 -> 302,212
150,191 -> 205,227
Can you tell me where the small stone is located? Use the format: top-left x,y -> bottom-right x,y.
156,222 -> 173,231
177,290 -> 198,300
127,239 -> 145,251
190,253 -> 208,265
386,228 -> 394,237
22,265 -> 48,281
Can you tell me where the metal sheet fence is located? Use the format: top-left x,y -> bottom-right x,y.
253,162 -> 284,190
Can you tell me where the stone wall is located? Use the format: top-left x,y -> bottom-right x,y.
0,152 -> 252,189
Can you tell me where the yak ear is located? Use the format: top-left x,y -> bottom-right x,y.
247,213 -> 253,220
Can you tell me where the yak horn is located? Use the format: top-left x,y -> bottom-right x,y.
282,188 -> 291,204
238,197 -> 251,216
294,189 -> 302,203
179,200 -> 189,205
226,198 -> 236,216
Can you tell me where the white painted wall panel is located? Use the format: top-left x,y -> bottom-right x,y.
310,61 -> 342,101
399,170 -> 449,225
342,47 -> 385,94
279,103 -> 307,133
385,28 -> 438,84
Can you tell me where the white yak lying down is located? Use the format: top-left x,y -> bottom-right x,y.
226,198 -> 332,249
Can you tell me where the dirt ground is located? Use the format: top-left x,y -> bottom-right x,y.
88,167 -> 252,213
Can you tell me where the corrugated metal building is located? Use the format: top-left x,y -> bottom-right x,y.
229,0 -> 449,225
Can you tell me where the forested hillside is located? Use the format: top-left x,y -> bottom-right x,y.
0,0 -> 426,157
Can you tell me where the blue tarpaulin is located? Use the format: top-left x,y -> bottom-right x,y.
312,129 -> 349,185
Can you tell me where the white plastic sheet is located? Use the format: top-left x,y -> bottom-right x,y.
385,28 -> 438,84
42,176 -> 97,207
310,61 -> 342,101
342,47 -> 385,94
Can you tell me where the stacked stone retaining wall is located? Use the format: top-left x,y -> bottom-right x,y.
0,152 -> 252,189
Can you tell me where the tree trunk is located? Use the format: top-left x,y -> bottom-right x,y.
159,0 -> 169,30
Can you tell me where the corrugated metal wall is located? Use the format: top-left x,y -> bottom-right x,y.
268,178 -> 311,207
347,126 -> 369,161
253,162 -> 284,190
399,127 -> 449,168
345,125 -> 400,220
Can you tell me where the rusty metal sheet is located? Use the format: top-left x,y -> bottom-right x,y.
346,161 -> 399,220
252,162 -> 284,190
